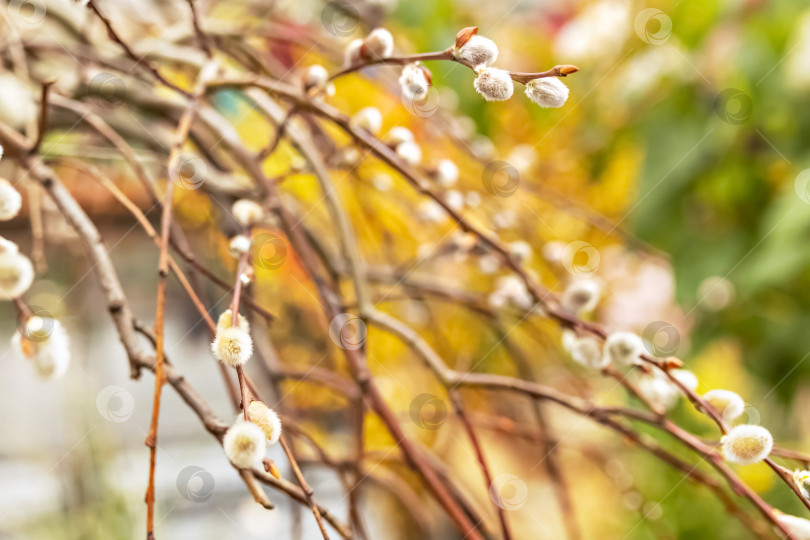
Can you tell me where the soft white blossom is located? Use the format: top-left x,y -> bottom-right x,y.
489,275 -> 533,310
417,200 -> 446,223
302,65 -> 329,90
217,309 -> 250,333
223,420 -> 267,469
0,240 -> 34,300
232,199 -> 264,228
395,141 -> 422,165
473,68 -> 514,102
794,470 -> 810,499
351,107 -> 383,135
604,331 -> 644,366
398,63 -> 430,102
436,159 -> 459,187
561,279 -> 601,314
385,126 -> 414,145
562,330 -> 606,369
479,254 -> 500,274
777,513 -> 810,539
508,241 -> 532,264
703,389 -> 745,421
445,190 -> 464,211
525,78 -> 570,108
455,35 -> 498,68
212,326 -> 253,367
722,424 -> 773,465
229,235 -> 251,257
364,28 -> 394,58
637,372 -> 680,410
248,401 -> 283,445
12,316 -> 70,379
0,179 -> 22,221
344,39 -> 364,66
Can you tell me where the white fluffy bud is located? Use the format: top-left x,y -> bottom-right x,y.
0,242 -> 34,300
721,424 -> 773,465
455,35 -> 498,68
212,326 -> 253,366
385,126 -> 414,145
395,141 -> 421,165
223,420 -> 267,469
508,241 -> 532,264
525,78 -> 570,108
703,389 -> 745,421
217,309 -> 250,333
562,330 -> 606,369
603,331 -> 644,366
0,73 -> 36,129
364,28 -> 394,59
777,514 -> 810,539
344,39 -> 364,66
12,317 -> 71,379
232,199 -> 264,228
399,63 -> 430,102
229,235 -> 251,257
303,65 -> 329,90
435,159 -> 459,187
637,373 -> 680,411
248,401 -> 283,445
489,276 -> 532,310
561,279 -> 601,314
417,200 -> 446,223
350,107 -> 383,135
473,68 -> 514,102
445,190 -> 464,211
0,179 -> 22,221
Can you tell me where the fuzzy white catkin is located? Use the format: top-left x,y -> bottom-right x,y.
703,389 -> 745,421
417,200 -> 445,223
0,243 -> 34,300
444,190 -> 464,211
12,317 -> 71,379
508,241 -> 532,264
525,78 -> 570,108
603,331 -> 644,366
489,276 -> 533,310
351,107 -> 383,135
562,330 -> 606,369
722,424 -> 773,465
248,401 -> 283,445
473,68 -> 514,101
223,420 -> 267,469
217,309 -> 250,333
398,63 -> 429,102
229,235 -> 251,258
637,374 -> 680,411
395,141 -> 422,165
435,159 -> 459,187
385,126 -> 414,145
0,179 -> 22,221
303,65 -> 329,89
671,369 -> 699,392
232,199 -> 264,228
211,327 -> 253,366
0,73 -> 36,129
344,39 -> 364,66
455,35 -> 499,68
364,28 -> 394,58
777,514 -> 810,539
561,279 -> 601,314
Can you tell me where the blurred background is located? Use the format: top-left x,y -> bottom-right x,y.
2,0 -> 810,538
